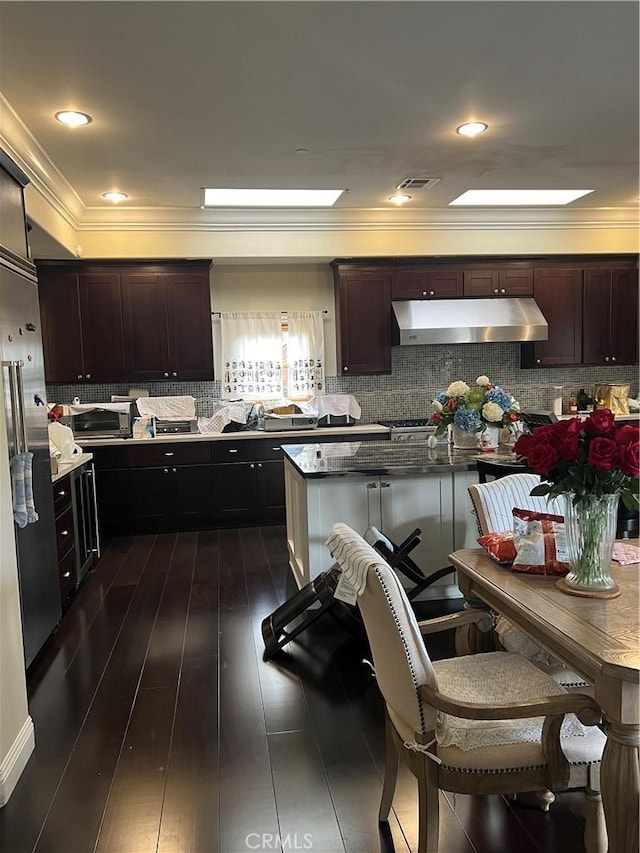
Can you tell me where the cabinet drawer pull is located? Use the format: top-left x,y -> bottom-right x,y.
271,447 -> 280,451
228,448 -> 239,453
61,529 -> 69,536
164,452 -> 175,456
63,571 -> 71,578
58,490 -> 66,497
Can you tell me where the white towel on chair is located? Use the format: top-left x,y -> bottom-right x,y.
326,523 -> 384,595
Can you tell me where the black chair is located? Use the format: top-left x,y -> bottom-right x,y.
261,526 -> 455,660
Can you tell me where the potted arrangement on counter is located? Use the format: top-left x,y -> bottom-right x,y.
429,375 -> 521,450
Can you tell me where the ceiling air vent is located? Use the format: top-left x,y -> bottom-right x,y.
395,177 -> 440,191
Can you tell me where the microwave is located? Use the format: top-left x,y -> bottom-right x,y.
70,404 -> 132,439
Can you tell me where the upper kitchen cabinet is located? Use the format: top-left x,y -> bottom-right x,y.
332,264 -> 392,375
0,152 -> 30,262
391,266 -> 463,299
38,265 -> 125,383
463,267 -> 533,297
583,267 -> 639,366
521,268 -> 583,367
122,264 -> 213,381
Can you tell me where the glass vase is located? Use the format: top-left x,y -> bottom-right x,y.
450,424 -> 479,449
562,492 -> 619,593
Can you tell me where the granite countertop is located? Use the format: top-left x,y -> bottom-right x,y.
281,440 -> 517,478
52,452 -> 94,483
76,423 -> 390,448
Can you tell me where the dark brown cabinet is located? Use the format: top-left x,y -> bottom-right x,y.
521,269 -> 583,367
53,475 -> 77,609
122,266 -> 213,381
463,268 -> 533,297
211,439 -> 285,524
37,260 -> 213,383
332,265 -> 392,375
38,266 -> 125,383
583,268 -> 639,366
391,267 -> 463,299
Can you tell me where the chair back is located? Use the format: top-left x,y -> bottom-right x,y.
326,523 -> 438,741
468,473 -> 566,535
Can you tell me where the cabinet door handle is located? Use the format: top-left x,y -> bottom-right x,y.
61,529 -> 69,536
58,490 -> 66,497
250,463 -> 255,469
429,290 -> 434,296
63,571 -> 71,578
172,468 -> 177,473
611,356 -> 616,362
343,366 -> 348,372
164,468 -> 169,474
77,374 -> 82,379
163,372 -> 169,377
500,288 -> 506,294
85,373 -> 91,379
422,291 -> 427,296
257,462 -> 262,468
536,358 -> 541,364
172,372 -> 177,377
604,356 -> 609,362
380,482 -> 391,488
493,288 -> 499,294
367,482 -> 378,489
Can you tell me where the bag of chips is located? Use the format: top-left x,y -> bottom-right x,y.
511,508 -> 569,576
477,531 -> 517,565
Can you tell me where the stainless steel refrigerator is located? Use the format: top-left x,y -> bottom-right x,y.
1,251 -> 61,668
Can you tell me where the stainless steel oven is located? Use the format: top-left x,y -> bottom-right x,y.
70,403 -> 132,439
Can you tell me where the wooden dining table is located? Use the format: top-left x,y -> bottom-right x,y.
449,545 -> 640,853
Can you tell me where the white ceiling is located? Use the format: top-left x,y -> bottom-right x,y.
0,1 -> 638,250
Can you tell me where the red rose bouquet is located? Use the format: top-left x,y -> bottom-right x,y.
513,409 -> 639,510
514,409 -> 639,591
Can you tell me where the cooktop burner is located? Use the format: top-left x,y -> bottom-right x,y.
377,418 -> 432,429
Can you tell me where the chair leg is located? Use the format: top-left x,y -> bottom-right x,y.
417,755 -> 439,853
535,789 -> 555,812
378,708 -> 399,823
584,764 -> 607,853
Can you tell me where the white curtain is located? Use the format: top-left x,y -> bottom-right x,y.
287,311 -> 325,395
220,312 -> 283,398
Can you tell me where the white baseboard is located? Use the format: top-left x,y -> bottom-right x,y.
0,716 -> 35,807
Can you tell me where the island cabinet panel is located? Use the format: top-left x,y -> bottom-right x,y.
333,265 -> 392,375
583,267 -> 639,366
391,267 -> 463,299
521,268 -> 583,367
284,458 -> 475,594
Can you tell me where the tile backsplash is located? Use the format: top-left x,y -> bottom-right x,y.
47,341 -> 638,424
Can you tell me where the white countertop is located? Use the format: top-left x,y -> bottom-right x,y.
52,452 -> 94,483
76,423 -> 390,448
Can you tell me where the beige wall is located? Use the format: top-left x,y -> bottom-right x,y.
211,264 -> 338,377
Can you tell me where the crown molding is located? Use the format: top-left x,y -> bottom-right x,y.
0,94 -> 84,227
2,94 -> 638,235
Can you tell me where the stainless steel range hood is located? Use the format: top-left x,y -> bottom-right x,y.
392,298 -> 548,345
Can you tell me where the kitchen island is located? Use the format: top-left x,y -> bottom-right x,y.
282,440 -> 485,595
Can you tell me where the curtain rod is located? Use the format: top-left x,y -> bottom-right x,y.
211,310 -> 329,317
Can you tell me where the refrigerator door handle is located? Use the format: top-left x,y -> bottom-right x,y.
14,360 -> 29,453
1,359 -> 25,455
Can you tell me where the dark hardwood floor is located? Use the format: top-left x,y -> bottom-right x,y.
0,527 -> 587,853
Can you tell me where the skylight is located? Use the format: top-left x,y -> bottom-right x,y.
202,188 -> 344,207
449,190 -> 593,206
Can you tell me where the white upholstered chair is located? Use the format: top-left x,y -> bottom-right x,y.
326,522 -> 606,853
467,473 -> 590,688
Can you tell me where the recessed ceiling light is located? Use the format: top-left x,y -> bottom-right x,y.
202,188 -> 344,207
388,194 -> 412,205
55,110 -> 92,127
456,122 -> 488,137
449,189 -> 593,206
102,191 -> 128,203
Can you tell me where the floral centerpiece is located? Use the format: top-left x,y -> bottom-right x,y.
429,375 -> 520,448
513,409 -> 640,595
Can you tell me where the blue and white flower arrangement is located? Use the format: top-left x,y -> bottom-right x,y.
429,375 -> 520,438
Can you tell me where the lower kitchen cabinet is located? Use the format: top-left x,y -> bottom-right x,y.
128,464 -> 213,533
211,439 -> 286,525
52,459 -> 100,609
